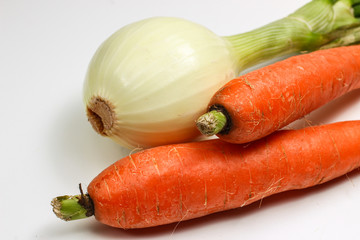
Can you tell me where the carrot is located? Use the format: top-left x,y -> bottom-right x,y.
52,120 -> 360,229
196,45 -> 360,144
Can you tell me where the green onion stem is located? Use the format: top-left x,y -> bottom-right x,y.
352,0 -> 360,6
354,5 -> 360,16
224,0 -> 360,71
320,26 -> 360,49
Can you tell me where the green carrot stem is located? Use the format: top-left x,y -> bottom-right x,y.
51,185 -> 94,221
224,0 -> 360,71
196,110 -> 227,136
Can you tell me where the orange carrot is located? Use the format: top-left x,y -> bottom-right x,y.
196,45 -> 360,144
52,120 -> 360,229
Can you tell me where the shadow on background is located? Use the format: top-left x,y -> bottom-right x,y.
45,95 -> 132,186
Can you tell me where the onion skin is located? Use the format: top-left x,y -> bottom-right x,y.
83,17 -> 238,149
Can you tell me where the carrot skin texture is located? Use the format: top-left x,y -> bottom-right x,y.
87,121 -> 360,229
208,45 -> 360,143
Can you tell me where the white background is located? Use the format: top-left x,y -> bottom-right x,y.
2,0 -> 360,239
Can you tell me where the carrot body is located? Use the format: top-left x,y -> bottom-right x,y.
205,45 -> 360,143
87,121 -> 360,229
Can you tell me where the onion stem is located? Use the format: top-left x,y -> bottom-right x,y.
224,0 -> 360,71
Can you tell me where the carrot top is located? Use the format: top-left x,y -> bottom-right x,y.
51,185 -> 94,221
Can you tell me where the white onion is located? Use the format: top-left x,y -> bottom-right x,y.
83,17 -> 238,148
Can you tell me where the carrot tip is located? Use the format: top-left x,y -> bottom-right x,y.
196,110 -> 227,136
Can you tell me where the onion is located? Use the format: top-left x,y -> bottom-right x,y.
83,1 -> 360,149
